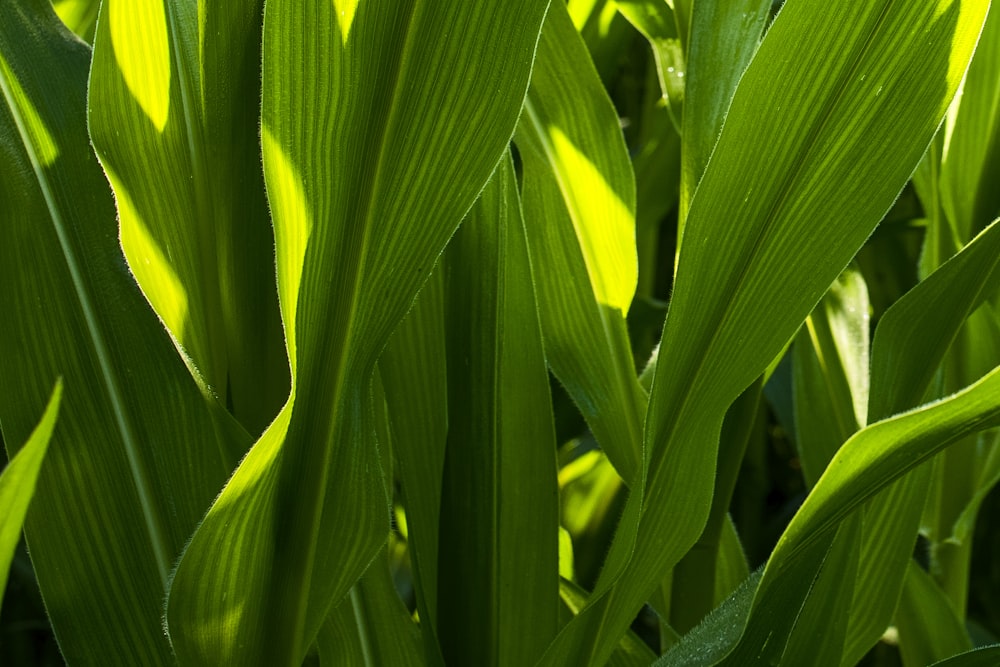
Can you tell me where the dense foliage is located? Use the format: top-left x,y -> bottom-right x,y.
2,0 -> 1000,665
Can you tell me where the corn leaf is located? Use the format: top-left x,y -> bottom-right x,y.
615,0 -> 685,130
930,646 -> 1000,667
50,0 -> 99,42
379,269 -> 448,665
436,154 -> 559,666
896,560 -> 973,666
939,5 -> 1000,243
793,267 -> 870,487
0,381 -> 61,608
539,0 -> 991,663
515,0 -> 645,485
164,2 -> 550,664
0,1 -> 248,662
719,364 -> 1000,664
88,0 -> 288,437
317,547 -> 424,667
678,0 -> 770,226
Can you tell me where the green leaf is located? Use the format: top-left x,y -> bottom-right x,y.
929,646 -> 1000,667
436,153 -> 559,666
317,547 -> 424,667
88,0 -> 288,437
515,0 -> 646,484
380,269 -> 448,665
655,570 -> 764,667
539,0 -> 990,663
616,0 -> 685,131
558,578 -> 659,666
938,5 -> 1000,243
724,364 -> 1000,663
896,560 -> 973,667
678,0 -> 770,226
0,380 -> 61,609
165,2 -> 551,664
50,0 -> 99,42
793,267 -> 870,487
0,1 -> 247,662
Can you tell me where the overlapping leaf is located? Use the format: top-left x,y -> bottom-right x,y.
436,154 -> 559,666
516,0 -> 645,485
539,0 -> 991,663
165,2 -> 551,664
0,1 -> 247,662
88,0 -> 288,437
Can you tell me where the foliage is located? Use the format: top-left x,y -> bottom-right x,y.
1,0 -> 999,665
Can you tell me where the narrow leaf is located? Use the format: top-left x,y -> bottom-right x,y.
89,0 -> 288,436
0,381 -> 61,607
516,0 -> 645,484
437,154 -> 559,666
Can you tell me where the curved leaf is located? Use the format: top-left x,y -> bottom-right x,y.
0,381 -> 61,608
88,0 -> 288,437
539,0 -> 990,663
165,2 -> 551,664
516,0 -> 645,484
0,2 -> 246,662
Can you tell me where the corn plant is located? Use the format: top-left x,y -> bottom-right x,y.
2,0 -> 1000,665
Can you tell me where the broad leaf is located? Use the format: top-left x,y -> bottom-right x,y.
165,2 -> 550,664
89,0 -> 288,437
0,2 -> 246,662
539,0 -> 990,663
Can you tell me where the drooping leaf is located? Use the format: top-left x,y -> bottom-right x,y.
88,0 -> 288,437
0,381 -> 61,608
0,1 -> 248,662
165,2 -> 550,664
